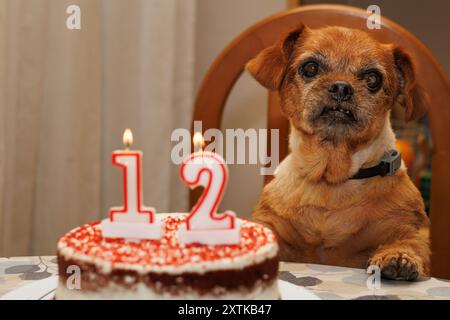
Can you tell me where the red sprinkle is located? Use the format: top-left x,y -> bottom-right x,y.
58,215 -> 276,267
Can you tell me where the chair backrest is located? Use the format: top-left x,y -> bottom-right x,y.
192,4 -> 450,279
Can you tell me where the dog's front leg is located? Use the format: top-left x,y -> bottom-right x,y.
253,206 -> 306,262
368,232 -> 430,280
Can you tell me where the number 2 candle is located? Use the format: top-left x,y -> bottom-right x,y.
101,129 -> 163,240
178,133 -> 241,245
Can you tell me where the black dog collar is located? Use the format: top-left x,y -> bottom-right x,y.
350,149 -> 402,180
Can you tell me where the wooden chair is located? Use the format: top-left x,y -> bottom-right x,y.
191,4 -> 450,279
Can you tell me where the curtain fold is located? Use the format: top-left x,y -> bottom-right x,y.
0,0 -> 194,255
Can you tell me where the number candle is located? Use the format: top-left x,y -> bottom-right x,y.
178,133 -> 241,245
101,129 -> 163,240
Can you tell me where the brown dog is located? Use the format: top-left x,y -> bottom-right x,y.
247,25 -> 430,280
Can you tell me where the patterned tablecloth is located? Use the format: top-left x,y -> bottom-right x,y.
1,256 -> 450,300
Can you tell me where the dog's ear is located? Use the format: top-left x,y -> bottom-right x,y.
246,25 -> 305,90
392,47 -> 428,121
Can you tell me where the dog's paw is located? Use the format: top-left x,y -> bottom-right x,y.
368,252 -> 420,281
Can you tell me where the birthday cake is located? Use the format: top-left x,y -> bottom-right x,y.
56,214 -> 280,299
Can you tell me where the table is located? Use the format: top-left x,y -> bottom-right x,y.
1,256 -> 450,299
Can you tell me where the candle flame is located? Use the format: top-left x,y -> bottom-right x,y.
123,128 -> 133,149
193,132 -> 205,152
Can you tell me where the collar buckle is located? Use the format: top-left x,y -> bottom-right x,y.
380,150 -> 402,176
350,149 -> 402,180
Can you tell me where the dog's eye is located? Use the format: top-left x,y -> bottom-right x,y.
364,70 -> 383,92
300,61 -> 319,79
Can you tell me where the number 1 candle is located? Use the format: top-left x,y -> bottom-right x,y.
101,129 -> 163,240
178,133 -> 241,245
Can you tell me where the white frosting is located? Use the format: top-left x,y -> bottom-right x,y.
58,242 -> 278,275
56,280 -> 280,300
57,215 -> 279,275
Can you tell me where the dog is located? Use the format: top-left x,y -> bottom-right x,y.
247,25 -> 430,280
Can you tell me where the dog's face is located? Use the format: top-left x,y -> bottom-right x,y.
247,26 -> 425,145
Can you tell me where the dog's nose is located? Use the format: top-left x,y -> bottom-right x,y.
328,81 -> 353,102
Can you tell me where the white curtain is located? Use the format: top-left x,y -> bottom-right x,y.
0,0 -> 195,255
